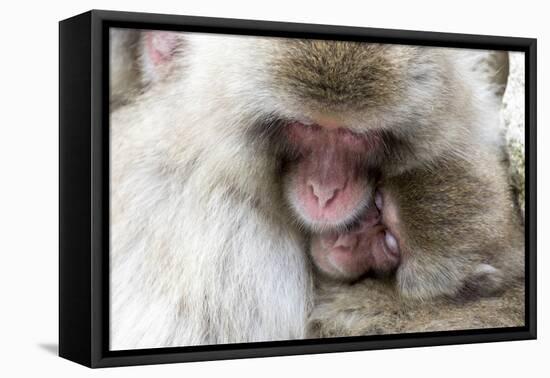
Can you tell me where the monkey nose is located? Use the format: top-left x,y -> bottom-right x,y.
333,233 -> 359,251
308,182 -> 341,209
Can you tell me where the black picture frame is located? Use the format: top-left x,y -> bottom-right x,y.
59,9 -> 537,368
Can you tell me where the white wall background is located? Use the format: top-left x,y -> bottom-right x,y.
0,0 -> 546,376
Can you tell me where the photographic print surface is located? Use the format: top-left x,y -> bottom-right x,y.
109,27 -> 526,351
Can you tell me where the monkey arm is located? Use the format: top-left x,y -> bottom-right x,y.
307,277 -> 524,338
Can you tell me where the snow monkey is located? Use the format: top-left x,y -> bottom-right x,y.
109,29 -> 523,349
305,154 -> 524,299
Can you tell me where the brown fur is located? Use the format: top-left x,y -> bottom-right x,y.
271,41 -> 412,110
308,276 -> 524,338
384,151 -> 524,300
307,151 -> 525,337
109,28 -> 141,110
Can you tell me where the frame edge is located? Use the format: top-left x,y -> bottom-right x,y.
59,11 -> 94,368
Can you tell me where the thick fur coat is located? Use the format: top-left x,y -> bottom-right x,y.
109,31 -> 525,348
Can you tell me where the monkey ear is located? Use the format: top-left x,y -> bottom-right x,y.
139,31 -> 183,85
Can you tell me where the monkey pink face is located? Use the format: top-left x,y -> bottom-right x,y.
284,122 -> 381,230
310,191 -> 401,281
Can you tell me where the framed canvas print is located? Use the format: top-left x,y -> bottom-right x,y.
59,10 -> 537,368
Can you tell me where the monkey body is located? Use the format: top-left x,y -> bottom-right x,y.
111,113 -> 314,348
110,34 -> 316,349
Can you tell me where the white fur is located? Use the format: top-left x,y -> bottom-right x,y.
110,33 -> 313,350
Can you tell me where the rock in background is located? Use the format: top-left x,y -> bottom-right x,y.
502,52 -> 526,218
464,49 -> 524,219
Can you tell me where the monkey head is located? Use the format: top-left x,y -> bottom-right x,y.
309,189 -> 402,281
